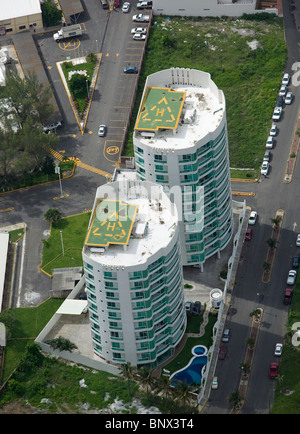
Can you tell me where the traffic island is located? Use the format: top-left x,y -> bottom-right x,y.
262,209 -> 284,284
284,118 -> 300,183
230,308 -> 263,414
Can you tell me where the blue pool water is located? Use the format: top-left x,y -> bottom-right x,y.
170,345 -> 208,386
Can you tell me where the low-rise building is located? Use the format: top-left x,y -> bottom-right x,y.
0,0 -> 43,36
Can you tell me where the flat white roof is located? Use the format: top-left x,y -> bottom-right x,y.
0,0 -> 41,21
56,299 -> 88,315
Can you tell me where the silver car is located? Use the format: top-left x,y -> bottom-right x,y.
287,269 -> 297,285
98,124 -> 107,137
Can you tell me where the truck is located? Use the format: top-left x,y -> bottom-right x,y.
53,24 -> 82,42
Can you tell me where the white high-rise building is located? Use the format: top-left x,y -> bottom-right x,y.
82,175 -> 186,368
133,68 -> 233,269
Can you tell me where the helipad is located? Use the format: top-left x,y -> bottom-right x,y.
84,199 -> 138,247
135,87 -> 186,131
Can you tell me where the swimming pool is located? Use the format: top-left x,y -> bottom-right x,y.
170,345 -> 208,386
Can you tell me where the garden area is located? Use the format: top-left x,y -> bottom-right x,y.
124,13 -> 287,178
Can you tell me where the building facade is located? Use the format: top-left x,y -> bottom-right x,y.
133,68 -> 233,269
0,0 -> 43,36
82,175 -> 186,368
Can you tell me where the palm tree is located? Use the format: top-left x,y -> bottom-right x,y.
157,374 -> 173,400
173,380 -> 193,408
239,362 -> 251,376
266,238 -> 278,250
228,390 -> 243,409
120,361 -> 136,396
138,366 -> 154,399
271,216 -> 282,230
263,261 -> 271,273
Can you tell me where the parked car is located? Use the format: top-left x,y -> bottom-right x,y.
283,288 -> 293,305
282,72 -> 290,85
114,0 -> 121,7
276,96 -> 284,108
122,2 -> 130,12
137,1 -> 152,9
218,345 -> 228,360
274,343 -> 283,356
279,85 -> 287,96
263,150 -> 271,162
131,27 -> 147,34
98,124 -> 107,137
272,107 -> 282,121
285,91 -> 293,105
297,234 -> 300,247
261,161 -> 269,176
43,121 -> 62,134
245,228 -> 253,241
185,301 -> 193,312
248,211 -> 257,225
123,66 -> 138,74
132,13 -> 150,22
269,123 -> 277,136
287,269 -> 297,285
266,136 -> 274,149
269,362 -> 279,378
292,255 -> 299,268
221,328 -> 230,343
192,301 -> 201,315
211,376 -> 219,390
132,33 -> 146,41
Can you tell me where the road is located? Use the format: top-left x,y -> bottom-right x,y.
203,0 -> 300,413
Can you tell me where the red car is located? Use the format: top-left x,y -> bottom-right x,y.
269,362 -> 279,379
114,0 -> 121,7
218,345 -> 228,360
283,288 -> 293,305
245,228 -> 253,241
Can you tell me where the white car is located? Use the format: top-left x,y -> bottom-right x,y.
274,343 -> 283,356
282,73 -> 290,86
261,161 -> 269,176
285,91 -> 293,105
269,123 -> 277,136
132,13 -> 150,22
248,211 -> 257,225
98,124 -> 107,137
185,301 -> 193,312
297,234 -> 300,247
279,85 -> 287,96
266,136 -> 274,149
122,2 -> 130,12
132,33 -> 146,40
272,106 -> 282,121
131,27 -> 147,34
287,269 -> 297,285
211,376 -> 219,390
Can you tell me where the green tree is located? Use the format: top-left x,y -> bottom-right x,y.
228,390 -> 243,409
41,0 -> 63,27
173,380 -> 193,407
120,362 -> 136,396
69,73 -> 89,96
138,366 -> 154,399
44,208 -> 63,226
49,337 -> 77,352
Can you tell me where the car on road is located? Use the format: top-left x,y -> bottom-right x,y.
276,96 -> 284,108
137,1 -> 152,9
43,121 -> 62,134
245,228 -> 253,241
211,376 -> 219,390
272,107 -> 282,121
218,345 -> 228,360
266,136 -> 274,149
185,300 -> 193,312
221,328 -> 230,343
192,301 -> 201,315
292,255 -> 299,268
269,362 -> 279,379
274,343 -> 283,356
131,27 -> 147,34
297,234 -> 300,247
261,161 -> 269,176
279,85 -> 287,96
98,124 -> 107,136
282,72 -> 290,86
123,66 -> 138,74
283,287 -> 294,305
285,91 -> 293,105
287,269 -> 297,285
132,33 -> 146,41
132,13 -> 150,22
122,2 -> 130,12
269,123 -> 277,136
248,211 -> 257,225
263,150 -> 271,162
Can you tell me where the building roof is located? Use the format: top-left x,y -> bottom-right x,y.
0,0 -> 41,21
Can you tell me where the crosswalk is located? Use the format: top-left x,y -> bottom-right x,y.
45,145 -> 113,179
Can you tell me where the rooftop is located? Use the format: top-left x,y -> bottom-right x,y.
0,0 -> 41,21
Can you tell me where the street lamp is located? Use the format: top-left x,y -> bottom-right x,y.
60,230 -> 65,256
55,163 -> 63,197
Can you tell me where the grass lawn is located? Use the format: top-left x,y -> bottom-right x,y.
271,274 -> 300,413
124,14 -> 286,175
0,298 -> 64,384
41,212 -> 91,276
